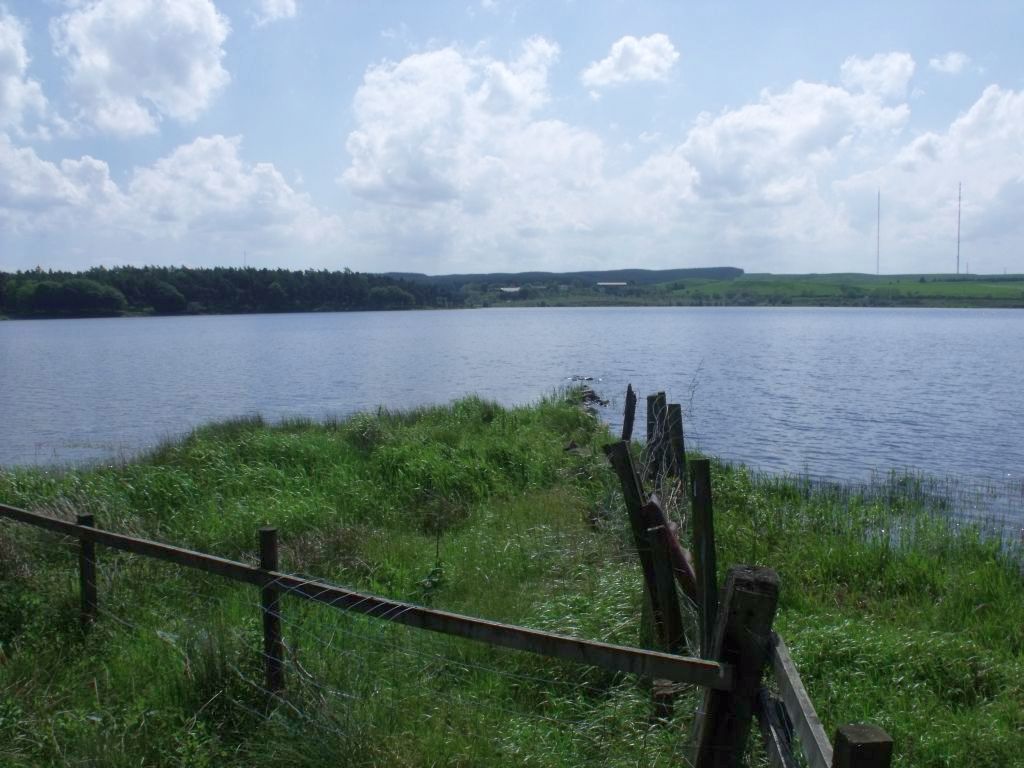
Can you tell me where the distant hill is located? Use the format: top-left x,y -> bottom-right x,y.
386,266 -> 744,288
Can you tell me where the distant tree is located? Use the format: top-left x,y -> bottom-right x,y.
60,278 -> 126,314
147,280 -> 187,313
369,285 -> 415,309
266,281 -> 289,311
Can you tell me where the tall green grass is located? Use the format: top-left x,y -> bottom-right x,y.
0,394 -> 1021,766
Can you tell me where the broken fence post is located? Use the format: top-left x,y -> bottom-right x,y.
831,724 -> 893,768
692,565 -> 780,767
621,384 -> 637,442
667,403 -> 687,480
603,441 -> 665,643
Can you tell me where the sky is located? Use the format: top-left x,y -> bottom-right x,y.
1,0 -> 1023,276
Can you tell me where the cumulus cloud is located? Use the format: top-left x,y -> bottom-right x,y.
253,0 -> 298,27
581,33 -> 678,90
343,37 -> 572,209
840,52 -> 915,101
0,134 -> 121,234
51,0 -> 230,136
682,79 -> 909,205
0,9 -> 61,138
840,85 -> 1024,267
5,28 -> 1022,275
929,51 -> 970,74
343,43 -> 1001,273
128,135 -> 336,244
0,134 -> 339,267
337,41 -> 942,272
343,37 -> 678,270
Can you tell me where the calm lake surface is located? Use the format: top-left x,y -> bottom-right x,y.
2,307 -> 1022,523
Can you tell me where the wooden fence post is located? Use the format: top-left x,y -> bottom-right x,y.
666,403 -> 686,480
641,500 -> 686,653
643,497 -> 699,603
259,526 -> 285,693
646,392 -> 667,474
621,384 -> 638,441
641,498 -> 688,720
77,513 -> 97,629
831,725 -> 893,768
692,565 -> 780,768
690,459 -> 719,658
604,442 -> 664,641
646,393 -> 659,449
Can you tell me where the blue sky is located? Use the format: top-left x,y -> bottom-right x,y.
2,0 -> 1023,275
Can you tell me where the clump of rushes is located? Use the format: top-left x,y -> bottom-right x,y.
0,391 -> 1021,766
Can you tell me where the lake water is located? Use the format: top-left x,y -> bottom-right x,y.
2,307 -> 1022,525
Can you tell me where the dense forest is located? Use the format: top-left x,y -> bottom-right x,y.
0,266 -> 463,318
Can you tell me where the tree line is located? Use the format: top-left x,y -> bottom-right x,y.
0,266 -> 464,318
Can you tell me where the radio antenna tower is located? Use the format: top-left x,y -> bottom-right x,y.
956,182 -> 962,276
876,189 -> 880,275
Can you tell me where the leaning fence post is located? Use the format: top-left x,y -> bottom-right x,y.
603,441 -> 664,641
77,513 -> 97,629
831,724 -> 893,768
259,526 -> 285,693
641,498 -> 687,720
646,392 -> 668,481
646,393 -> 659,448
690,459 -> 719,658
621,384 -> 638,441
666,403 -> 687,481
692,565 -> 780,767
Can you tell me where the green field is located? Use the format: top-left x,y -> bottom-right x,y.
1,394 -> 1021,766
492,273 -> 1024,308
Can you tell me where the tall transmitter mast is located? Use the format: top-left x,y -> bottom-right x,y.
876,189 -> 880,275
956,182 -> 962,276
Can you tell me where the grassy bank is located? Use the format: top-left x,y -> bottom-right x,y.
1,395 -> 1021,766
486,273 -> 1024,309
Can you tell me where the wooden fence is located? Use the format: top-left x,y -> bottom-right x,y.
607,386 -> 893,768
0,388 -> 893,766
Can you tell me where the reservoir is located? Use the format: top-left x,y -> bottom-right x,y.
2,306 -> 1022,523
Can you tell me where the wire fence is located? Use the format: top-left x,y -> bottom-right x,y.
0,516 -> 705,767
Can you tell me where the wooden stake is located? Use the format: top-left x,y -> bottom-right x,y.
259,526 -> 285,693
690,458 -> 719,658
77,513 -> 97,629
831,724 -> 893,768
604,442 -> 664,641
692,565 -> 780,767
667,403 -> 686,480
621,384 -> 637,441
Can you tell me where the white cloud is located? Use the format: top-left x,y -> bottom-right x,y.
581,33 -> 678,90
51,0 -> 230,136
929,51 -> 970,74
681,79 -> 909,205
840,52 -> 915,101
128,135 -> 336,244
0,8 -> 60,138
338,42 -> 958,272
344,37 -> 567,209
0,134 -> 121,233
0,134 -> 339,267
839,85 -> 1024,268
253,0 -> 298,27
342,38 -> 666,271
